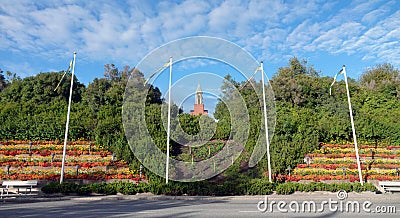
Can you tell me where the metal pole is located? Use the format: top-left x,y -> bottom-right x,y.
6,165 -> 10,176
60,52 -> 76,184
75,164 -> 79,176
343,65 -> 363,185
166,56 -> 172,184
29,142 -> 32,156
261,61 -> 272,183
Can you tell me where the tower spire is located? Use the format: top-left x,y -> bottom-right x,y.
190,82 -> 208,116
195,82 -> 203,105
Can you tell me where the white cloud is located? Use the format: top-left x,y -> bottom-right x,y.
2,60 -> 36,78
361,4 -> 391,24
313,22 -> 365,52
208,1 -> 242,34
1,0 -> 400,79
157,0 -> 210,41
341,9 -> 400,64
286,20 -> 321,51
281,1 -> 320,24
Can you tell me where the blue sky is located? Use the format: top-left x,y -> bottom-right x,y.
1,0 -> 399,86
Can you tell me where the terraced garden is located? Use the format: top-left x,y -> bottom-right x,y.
290,143 -> 400,182
0,140 -> 142,182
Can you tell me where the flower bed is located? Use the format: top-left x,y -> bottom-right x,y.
0,141 -> 142,181
292,143 -> 400,182
320,143 -> 400,150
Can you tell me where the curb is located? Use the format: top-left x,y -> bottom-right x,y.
70,195 -> 257,201
1,196 -> 71,204
2,191 -> 394,203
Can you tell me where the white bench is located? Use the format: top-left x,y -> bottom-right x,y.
379,181 -> 400,193
1,180 -> 38,198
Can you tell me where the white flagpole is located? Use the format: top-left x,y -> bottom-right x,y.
166,56 -> 172,184
260,61 -> 272,183
342,65 -> 363,185
60,52 -> 76,184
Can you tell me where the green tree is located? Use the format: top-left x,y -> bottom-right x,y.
272,57 -> 323,107
0,69 -> 6,91
359,63 -> 400,99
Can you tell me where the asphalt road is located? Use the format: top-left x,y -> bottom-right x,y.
1,192 -> 399,217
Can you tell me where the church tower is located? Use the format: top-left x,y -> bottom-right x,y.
190,83 -> 208,115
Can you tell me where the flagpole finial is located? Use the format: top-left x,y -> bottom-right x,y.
74,52 -> 77,54
260,61 -> 263,64
343,65 -> 345,68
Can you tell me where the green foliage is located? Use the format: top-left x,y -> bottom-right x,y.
272,57 -> 323,107
360,63 -> 400,97
275,182 -> 377,195
0,72 -> 85,141
245,179 -> 275,195
114,181 -> 137,195
275,182 -> 299,194
42,180 -> 376,196
41,182 -> 80,195
178,114 -> 200,136
41,182 -> 61,194
59,182 -> 80,194
90,183 -> 117,195
0,65 -> 150,167
0,69 -> 7,91
209,58 -> 400,180
42,182 -> 121,195
77,184 -> 92,195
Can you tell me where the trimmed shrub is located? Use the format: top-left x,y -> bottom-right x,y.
77,184 -> 92,195
60,182 -> 79,194
41,182 -> 61,194
275,182 -> 377,195
136,182 -> 149,193
41,181 -> 377,196
115,182 -> 137,195
276,182 -> 299,194
246,179 -> 275,195
90,183 -> 117,195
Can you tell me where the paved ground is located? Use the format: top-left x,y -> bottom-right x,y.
1,192 -> 399,217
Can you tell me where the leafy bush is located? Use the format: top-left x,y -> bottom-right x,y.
275,182 -> 377,195
115,182 -> 137,195
336,182 -> 353,192
135,182 -> 149,193
41,181 -> 377,196
41,182 -> 81,194
276,182 -> 299,195
147,182 -> 165,195
77,184 -> 92,195
246,179 -> 275,195
60,182 -> 79,194
41,182 -> 61,194
88,183 -> 117,195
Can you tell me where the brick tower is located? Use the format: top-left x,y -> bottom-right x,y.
190,83 -> 208,116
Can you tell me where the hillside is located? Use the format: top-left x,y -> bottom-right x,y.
0,58 -> 399,181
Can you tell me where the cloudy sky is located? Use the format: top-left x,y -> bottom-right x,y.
0,0 -> 399,85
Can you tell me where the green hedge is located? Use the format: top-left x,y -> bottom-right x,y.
41,181 -> 377,196
275,182 -> 377,195
42,181 -> 129,195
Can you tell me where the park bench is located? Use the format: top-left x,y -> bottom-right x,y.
1,180 -> 38,198
378,181 -> 400,193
